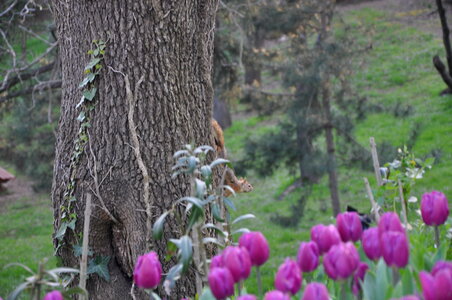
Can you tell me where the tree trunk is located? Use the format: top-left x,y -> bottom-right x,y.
51,1 -> 218,299
244,28 -> 264,85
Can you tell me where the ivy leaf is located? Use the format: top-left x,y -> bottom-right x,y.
76,96 -> 85,108
87,256 -> 110,282
73,244 -> 93,257
78,73 -> 95,88
82,88 -> 97,101
84,58 -> 101,71
77,111 -> 86,122
55,222 -> 69,241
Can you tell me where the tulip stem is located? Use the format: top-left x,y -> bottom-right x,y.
341,281 -> 348,300
256,267 -> 263,298
237,280 -> 243,296
435,226 -> 440,248
392,267 -> 400,285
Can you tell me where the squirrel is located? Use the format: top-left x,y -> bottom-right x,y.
211,119 -> 253,197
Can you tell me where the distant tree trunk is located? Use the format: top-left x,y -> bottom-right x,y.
244,28 -> 264,85
51,1 -> 218,299
213,97 -> 232,129
434,0 -> 452,93
321,81 -> 341,217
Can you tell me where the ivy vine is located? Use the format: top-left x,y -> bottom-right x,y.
55,40 -> 106,251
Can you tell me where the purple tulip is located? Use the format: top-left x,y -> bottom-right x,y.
222,246 -> 252,283
352,262 -> 369,296
237,295 -> 257,300
264,290 -> 291,300
390,296 -> 420,300
378,212 -> 404,238
133,251 -> 162,289
311,224 -> 341,254
297,241 -> 319,273
421,191 -> 449,226
362,227 -> 381,261
274,258 -> 302,295
210,254 -> 224,270
239,231 -> 270,266
43,291 -> 63,300
337,212 -> 363,242
419,270 -> 452,300
302,282 -> 329,300
208,267 -> 235,300
432,260 -> 452,276
323,242 -> 359,280
380,231 -> 409,268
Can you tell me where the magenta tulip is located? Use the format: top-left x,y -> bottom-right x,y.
297,241 -> 319,272
362,227 -> 381,261
208,267 -> 235,300
337,212 -> 363,242
432,260 -> 452,276
239,231 -> 270,266
421,191 -> 449,226
274,258 -> 302,295
352,262 -> 369,296
311,224 -> 341,254
133,251 -> 162,289
222,246 -> 252,283
380,231 -> 409,268
237,295 -> 257,300
419,269 -> 452,300
378,212 -> 404,237
43,291 -> 63,300
302,282 -> 329,300
210,254 -> 224,270
264,290 -> 291,300
323,242 -> 359,280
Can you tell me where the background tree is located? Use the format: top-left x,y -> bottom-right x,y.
50,1 -> 218,298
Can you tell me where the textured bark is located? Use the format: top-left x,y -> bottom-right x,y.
51,1 -> 218,299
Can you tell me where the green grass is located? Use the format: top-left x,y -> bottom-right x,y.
0,196 -> 56,298
225,7 -> 452,295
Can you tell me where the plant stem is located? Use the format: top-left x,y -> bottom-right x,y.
237,281 -> 243,296
435,226 -> 440,248
392,267 -> 400,285
256,267 -> 263,298
341,281 -> 348,300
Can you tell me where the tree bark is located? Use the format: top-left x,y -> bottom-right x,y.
436,0 -> 452,77
51,1 -> 218,299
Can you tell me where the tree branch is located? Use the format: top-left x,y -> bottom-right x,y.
0,79 -> 61,104
0,61 -> 56,94
433,55 -> 452,90
436,0 -> 452,77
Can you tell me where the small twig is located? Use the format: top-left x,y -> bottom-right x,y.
79,193 -> 92,299
370,137 -> 383,186
363,177 -> 380,223
0,0 -> 18,17
130,283 -> 137,300
397,179 -> 409,230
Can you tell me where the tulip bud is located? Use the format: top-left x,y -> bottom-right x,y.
43,291 -> 63,300
133,251 -> 162,289
311,224 -> 341,254
337,212 -> 363,242
275,258 -> 302,295
208,267 -> 235,300
239,231 -> 270,266
323,242 -> 359,280
210,254 -> 224,270
421,191 -> 449,226
297,241 -> 319,273
378,212 -> 404,238
432,260 -> 452,276
222,246 -> 252,283
352,262 -> 369,296
380,231 -> 409,268
264,290 -> 291,300
237,295 -> 257,300
362,227 -> 381,261
302,282 -> 329,300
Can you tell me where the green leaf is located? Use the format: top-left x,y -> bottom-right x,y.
209,158 -> 230,169
6,281 -> 29,300
83,87 -> 97,101
78,73 -> 95,88
223,197 -> 236,211
200,165 -> 212,180
177,196 -> 204,210
164,263 -> 183,292
152,211 -> 170,240
173,150 -> 190,158
187,207 -> 203,231
232,214 -> 255,225
194,145 -> 214,155
362,271 -> 376,300
63,286 -> 88,298
188,156 -> 198,173
199,287 -> 216,300
202,223 -> 226,236
67,219 -> 76,230
87,256 -> 110,281
77,111 -> 86,122
150,292 -> 161,300
202,237 -> 223,247
375,259 -> 389,300
73,244 -> 93,257
212,203 -> 224,222
76,96 -> 85,108
55,222 -> 69,241
179,236 -> 193,272
84,58 -> 101,71
232,228 -> 250,235
400,268 -> 414,296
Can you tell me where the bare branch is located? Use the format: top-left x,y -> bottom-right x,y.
0,0 -> 18,17
18,25 -> 54,46
0,61 -> 55,94
0,79 -> 61,104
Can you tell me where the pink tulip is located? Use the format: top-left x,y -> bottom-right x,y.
380,231 -> 409,268
210,254 -> 224,270
222,246 -> 252,283
237,295 -> 257,300
362,227 -> 381,261
311,224 -> 341,254
274,258 -> 302,295
419,269 -> 452,300
337,212 -> 363,242
323,242 -> 359,280
302,282 -> 329,300
297,241 -> 319,273
208,267 -> 235,300
432,260 -> 452,276
43,291 -> 63,300
378,212 -> 404,238
239,232 -> 270,266
264,290 -> 291,300
133,251 -> 162,289
421,191 -> 449,226
352,262 -> 369,296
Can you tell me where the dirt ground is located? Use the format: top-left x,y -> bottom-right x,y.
0,177 -> 35,212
